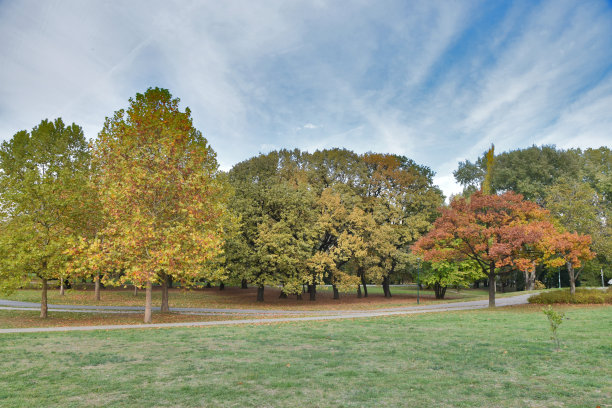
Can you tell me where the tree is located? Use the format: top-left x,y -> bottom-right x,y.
305,149 -> 367,300
540,231 -> 595,295
64,159 -> 106,300
421,260 -> 484,299
545,178 -> 606,263
226,150 -> 317,301
360,153 -> 444,297
91,88 -> 228,323
414,191 -> 559,307
0,119 -> 90,317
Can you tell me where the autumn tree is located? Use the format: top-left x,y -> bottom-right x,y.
540,231 -> 595,295
360,153 -> 443,297
0,119 -> 90,317
64,157 -> 107,300
91,88 -> 228,323
414,191 -> 559,307
305,149 -> 366,299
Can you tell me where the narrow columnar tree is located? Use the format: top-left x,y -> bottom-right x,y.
92,88 -> 228,323
0,119 -> 90,317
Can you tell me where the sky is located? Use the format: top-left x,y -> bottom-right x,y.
1,0 -> 611,198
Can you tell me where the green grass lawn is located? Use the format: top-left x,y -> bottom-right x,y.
1,305 -> 610,407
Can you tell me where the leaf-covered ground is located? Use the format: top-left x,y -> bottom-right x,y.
0,309 -> 301,329
2,285 -> 531,311
0,305 -> 609,407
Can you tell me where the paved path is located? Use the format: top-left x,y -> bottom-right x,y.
0,293 -> 534,334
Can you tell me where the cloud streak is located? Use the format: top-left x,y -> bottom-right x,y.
1,0 -> 610,199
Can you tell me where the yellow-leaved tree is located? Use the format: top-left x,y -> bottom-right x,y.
91,88 -> 229,323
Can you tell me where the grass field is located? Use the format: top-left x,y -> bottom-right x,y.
1,305 -> 610,407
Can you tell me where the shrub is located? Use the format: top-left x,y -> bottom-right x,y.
542,305 -> 565,351
534,280 -> 546,290
528,288 -> 612,304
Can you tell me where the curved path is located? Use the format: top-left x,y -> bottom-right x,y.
0,293 -> 534,334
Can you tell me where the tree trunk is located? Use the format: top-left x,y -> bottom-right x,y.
296,293 -> 302,300
473,280 -> 480,289
60,278 -> 65,296
144,281 -> 153,323
279,291 -> 288,299
524,270 -> 535,291
308,284 -> 316,301
434,283 -> 447,299
161,275 -> 170,313
361,275 -> 368,297
206,282 -> 212,288
383,276 -> 392,298
168,275 -> 173,288
219,282 -> 225,291
241,279 -> 248,289
567,262 -> 576,296
256,285 -> 264,302
94,273 -> 101,301
332,284 -> 339,300
357,285 -> 362,298
488,263 -> 496,307
40,278 -> 48,318
134,285 -> 138,296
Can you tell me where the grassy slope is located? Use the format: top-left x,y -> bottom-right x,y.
1,305 -> 610,407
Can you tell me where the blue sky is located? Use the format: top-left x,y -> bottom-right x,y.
1,0 -> 611,197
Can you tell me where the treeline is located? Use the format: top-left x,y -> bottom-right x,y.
0,87 -> 610,322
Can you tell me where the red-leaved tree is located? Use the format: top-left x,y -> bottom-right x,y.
414,191 -> 561,307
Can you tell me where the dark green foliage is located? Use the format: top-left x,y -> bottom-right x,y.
454,145 -> 582,203
224,148 -> 444,299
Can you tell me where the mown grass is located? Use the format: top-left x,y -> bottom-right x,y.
0,305 -> 609,407
2,285 -> 529,311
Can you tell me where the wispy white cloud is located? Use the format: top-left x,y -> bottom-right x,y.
0,0 -> 610,198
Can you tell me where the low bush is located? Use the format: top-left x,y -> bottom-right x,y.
528,287 -> 612,304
